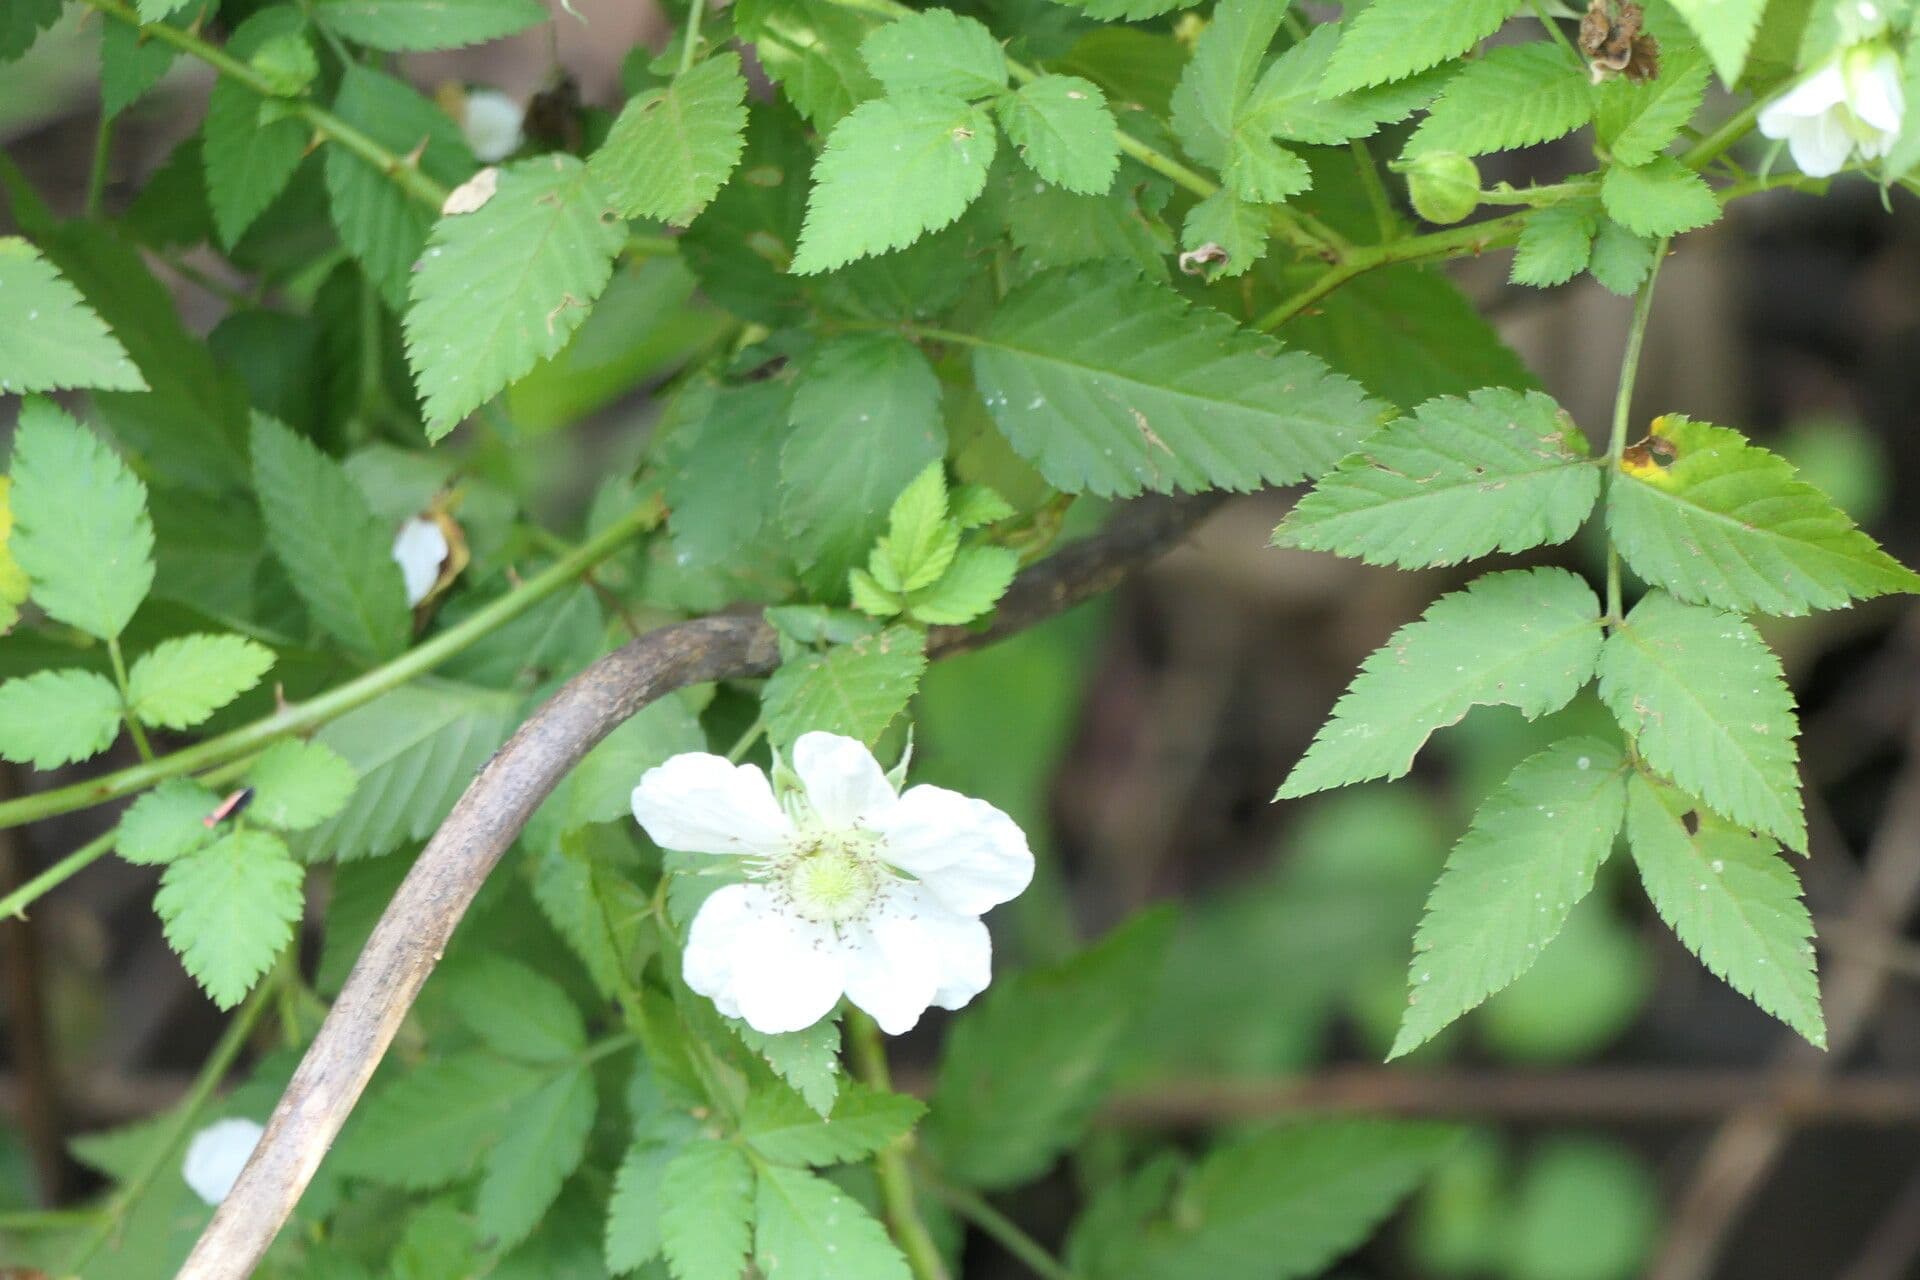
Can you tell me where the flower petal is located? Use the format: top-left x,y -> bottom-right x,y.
1788,111 -> 1855,176
844,886 -> 995,1033
391,518 -> 448,607
685,884 -> 847,1033
1847,49 -> 1906,133
793,731 -> 895,827
867,784 -> 1034,915
632,754 -> 794,856
182,1117 -> 265,1206
1762,61 -> 1848,133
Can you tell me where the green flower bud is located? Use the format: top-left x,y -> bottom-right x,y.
1403,152 -> 1482,225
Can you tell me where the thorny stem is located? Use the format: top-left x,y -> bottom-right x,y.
849,1010 -> 952,1280
1604,235 -> 1670,623
914,1158 -> 1079,1280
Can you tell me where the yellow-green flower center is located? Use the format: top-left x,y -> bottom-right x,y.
780,836 -> 882,925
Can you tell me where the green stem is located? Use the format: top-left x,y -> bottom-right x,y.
725,714 -> 766,763
914,1159 -> 1077,1280
1255,211 -> 1533,330
85,113 -> 114,218
678,0 -> 705,73
106,636 -> 155,763
0,1207 -> 106,1232
1682,97 -> 1764,172
1603,235 -> 1670,623
1350,138 -> 1397,242
1529,0 -> 1585,65
0,501 -> 660,834
848,1011 -> 951,1280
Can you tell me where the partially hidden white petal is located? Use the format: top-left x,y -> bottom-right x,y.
391,518 -> 448,607
1788,111 -> 1855,176
685,884 -> 846,1034
632,754 -> 794,856
463,89 -> 525,163
1847,49 -> 1906,133
844,885 -> 994,1033
867,784 -> 1034,916
1764,62 -> 1849,130
182,1117 -> 264,1206
792,731 -> 895,828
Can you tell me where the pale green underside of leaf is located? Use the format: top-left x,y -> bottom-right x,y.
475,1065 -> 596,1251
1609,415 -> 1920,615
405,154 -> 626,437
1390,737 -> 1628,1056
0,669 -> 123,769
333,1053 -> 547,1188
1279,567 -> 1604,798
246,739 -> 359,831
996,75 -> 1120,195
754,1163 -> 912,1280
1406,42 -> 1594,156
1626,774 -> 1825,1045
1274,386 -> 1598,567
127,633 -> 274,730
660,1139 -> 754,1280
1322,0 -> 1527,95
312,0 -> 547,51
1600,155 -> 1721,238
1668,0 -> 1766,84
155,830 -> 304,1008
973,264 -> 1387,497
116,778 -> 217,865
606,1142 -> 675,1271
764,626 -> 927,748
860,7 -> 1007,99
792,93 -> 997,273
1597,590 -> 1805,849
0,238 -> 145,393
591,53 -> 750,225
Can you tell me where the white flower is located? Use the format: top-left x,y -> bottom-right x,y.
632,732 -> 1034,1036
182,1117 -> 264,1206
462,89 -> 525,163
391,517 -> 449,607
1758,44 -> 1906,177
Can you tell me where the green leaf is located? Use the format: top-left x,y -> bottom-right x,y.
1587,216 -> 1657,294
250,31 -> 318,96
0,0 -> 60,62
117,778 -> 217,866
0,669 -> 123,769
659,380 -> 791,568
246,739 -> 359,831
872,463 -> 957,593
298,681 -> 519,862
1242,25 -> 1443,146
0,238 -> 144,393
1625,773 -> 1825,1045
974,264 -> 1385,496
607,1142 -> 678,1272
1405,43 -> 1593,156
126,634 -> 274,730
476,1064 -> 597,1251
405,155 -> 626,438
549,693 -> 707,830
996,75 -> 1119,194
333,1052 -> 547,1188
1273,387 -> 1598,568
733,0 -> 882,130
155,829 -> 304,1008
1510,200 -> 1598,287
442,953 -> 586,1061
1322,0 -> 1526,95
860,8 -> 1008,98
1668,0 -> 1767,84
1005,163 -> 1174,279
1597,591 -> 1804,849
9,399 -> 154,641
780,334 -> 947,591
251,414 -> 411,661
660,1139 -> 754,1280
592,53 -> 750,225
744,1082 -> 923,1167
791,93 -> 998,273
1608,414 -> 1920,615
1169,0 -> 1280,164
313,0 -> 547,51
1389,738 -> 1628,1056
765,626 -> 928,748
753,1164 -> 912,1280
1600,155 -> 1720,237
906,545 -> 1018,625
1596,44 -> 1711,166
736,1019 -> 843,1117
103,2 -> 198,119
929,910 -> 1174,1189
1278,568 -> 1604,798
200,9 -> 311,246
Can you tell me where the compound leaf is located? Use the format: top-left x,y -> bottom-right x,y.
1406,42 -> 1593,156
592,53 -> 750,225
127,633 -> 274,730
155,829 -> 304,1009
1322,0 -> 1526,95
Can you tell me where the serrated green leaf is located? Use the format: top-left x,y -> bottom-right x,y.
1625,773 -> 1824,1045
313,0 -> 547,51
765,626 -> 927,748
1005,164 -> 1174,278
996,75 -> 1119,194
0,669 -> 123,769
550,693 -> 707,830
1168,0 -> 1314,218
593,53 -> 749,225
733,0 -> 882,129
1587,215 -> 1657,294
1669,0 -> 1767,84
155,829 -> 303,1008
246,739 -> 359,831
735,1020 -> 842,1116
753,1164 -> 912,1280
530,829 -> 651,1002
103,2 -> 198,119
250,31 -> 318,95
1242,25 -> 1444,146
127,633 -> 274,730
1406,43 -> 1594,156
251,414 -> 411,660
0,0 -> 60,62
1597,590 -> 1804,849
117,778 -> 218,865
607,1141 -> 678,1272
1609,414 -> 1920,615
659,380 -> 791,568
1600,155 -> 1720,237
1274,387 -> 1598,568
1322,0 -> 1527,95
791,93 -> 998,273
948,484 -> 1015,529
861,8 -> 1007,98
873,462 -> 956,593
1597,44 -> 1711,166
136,0 -> 194,18
476,1064 -> 597,1251
442,953 -> 586,1061
744,1082 -> 923,1167
200,9 -> 311,246
1051,0 -> 1182,17
660,1139 -> 753,1280
1510,199 -> 1598,287
0,238 -> 145,394
780,334 -> 946,592
9,399 -> 154,641
406,155 -> 626,437
333,1052 -> 547,1188
1279,568 -> 1604,798
907,545 -> 1018,625
1390,738 -> 1627,1056
974,264 -> 1385,496
1181,187 -> 1270,278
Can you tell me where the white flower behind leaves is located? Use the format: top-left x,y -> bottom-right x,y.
632,732 -> 1034,1035
391,517 -> 449,607
462,88 -> 525,163
182,1117 -> 264,1206
1759,44 -> 1905,177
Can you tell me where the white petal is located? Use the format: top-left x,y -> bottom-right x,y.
632,754 -> 794,856
463,89 -> 525,163
867,784 -> 1034,915
391,518 -> 448,607
792,732 -> 895,828
1763,62 -> 1849,132
844,886 -> 995,1032
1847,49 -> 1906,133
1788,112 -> 1855,176
182,1117 -> 264,1206
684,884 -> 846,1034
